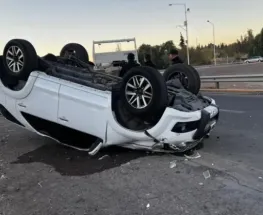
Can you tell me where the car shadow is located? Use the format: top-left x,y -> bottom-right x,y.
11,143 -> 164,176
12,139 -> 204,176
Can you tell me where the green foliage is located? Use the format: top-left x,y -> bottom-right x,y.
137,27 -> 263,68
259,28 -> 263,56
179,33 -> 185,49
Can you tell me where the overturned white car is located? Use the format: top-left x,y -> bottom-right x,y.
0,39 -> 219,155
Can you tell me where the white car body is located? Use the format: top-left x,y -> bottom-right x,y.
244,56 -> 263,63
0,69 -> 219,154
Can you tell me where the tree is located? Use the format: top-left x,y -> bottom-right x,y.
137,26 -> 263,67
160,40 -> 176,54
179,33 -> 185,49
247,29 -> 254,42
138,44 -> 152,64
260,28 -> 263,56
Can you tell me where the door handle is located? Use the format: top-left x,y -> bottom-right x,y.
18,103 -> 26,108
59,116 -> 68,122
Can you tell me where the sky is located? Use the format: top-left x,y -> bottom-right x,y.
0,0 -> 262,59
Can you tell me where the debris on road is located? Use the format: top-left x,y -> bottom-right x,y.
203,170 -> 211,179
169,160 -> 177,168
184,151 -> 201,160
0,174 -> 6,180
98,155 -> 110,160
0,194 -> 4,201
120,162 -> 131,174
121,162 -> 130,167
0,135 -> 8,143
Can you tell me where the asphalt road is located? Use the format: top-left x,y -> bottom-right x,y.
197,62 -> 263,76
1,93 -> 263,215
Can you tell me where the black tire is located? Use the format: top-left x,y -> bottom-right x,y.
120,66 -> 168,117
60,43 -> 89,62
42,53 -> 57,62
2,39 -> 38,81
0,56 -> 19,88
188,65 -> 201,93
114,100 -> 152,131
163,64 -> 200,95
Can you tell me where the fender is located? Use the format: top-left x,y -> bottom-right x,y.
0,71 -> 40,99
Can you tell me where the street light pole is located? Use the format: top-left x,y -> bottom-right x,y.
169,3 -> 190,65
176,25 -> 186,32
207,20 -> 216,65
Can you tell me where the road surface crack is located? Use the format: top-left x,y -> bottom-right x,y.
224,173 -> 263,194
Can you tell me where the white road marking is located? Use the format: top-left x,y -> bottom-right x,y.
220,109 -> 245,114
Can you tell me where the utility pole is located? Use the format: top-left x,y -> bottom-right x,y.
207,20 -> 216,65
169,3 -> 190,65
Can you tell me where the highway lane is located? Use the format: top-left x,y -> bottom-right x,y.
197,62 -> 263,76
1,93 -> 263,214
202,93 -> 263,170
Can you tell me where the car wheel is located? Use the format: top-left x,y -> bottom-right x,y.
188,65 -> 201,93
114,99 -> 155,131
2,39 -> 38,81
60,43 -> 89,62
163,64 -> 200,95
42,53 -> 58,62
120,66 -> 168,117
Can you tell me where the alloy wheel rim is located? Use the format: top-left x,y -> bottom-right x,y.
125,75 -> 153,109
6,46 -> 24,73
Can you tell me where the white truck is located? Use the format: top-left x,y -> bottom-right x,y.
92,38 -> 140,76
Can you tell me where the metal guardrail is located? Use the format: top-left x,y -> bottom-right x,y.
160,70 -> 263,88
200,74 -> 263,88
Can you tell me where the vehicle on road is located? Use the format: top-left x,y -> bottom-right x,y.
0,39 -> 219,155
244,56 -> 263,63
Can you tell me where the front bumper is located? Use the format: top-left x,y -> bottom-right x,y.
146,98 -> 219,152
193,107 -> 218,140
115,97 -> 219,153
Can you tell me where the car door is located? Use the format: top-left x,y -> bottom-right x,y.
16,76 -> 60,123
57,83 -> 109,140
